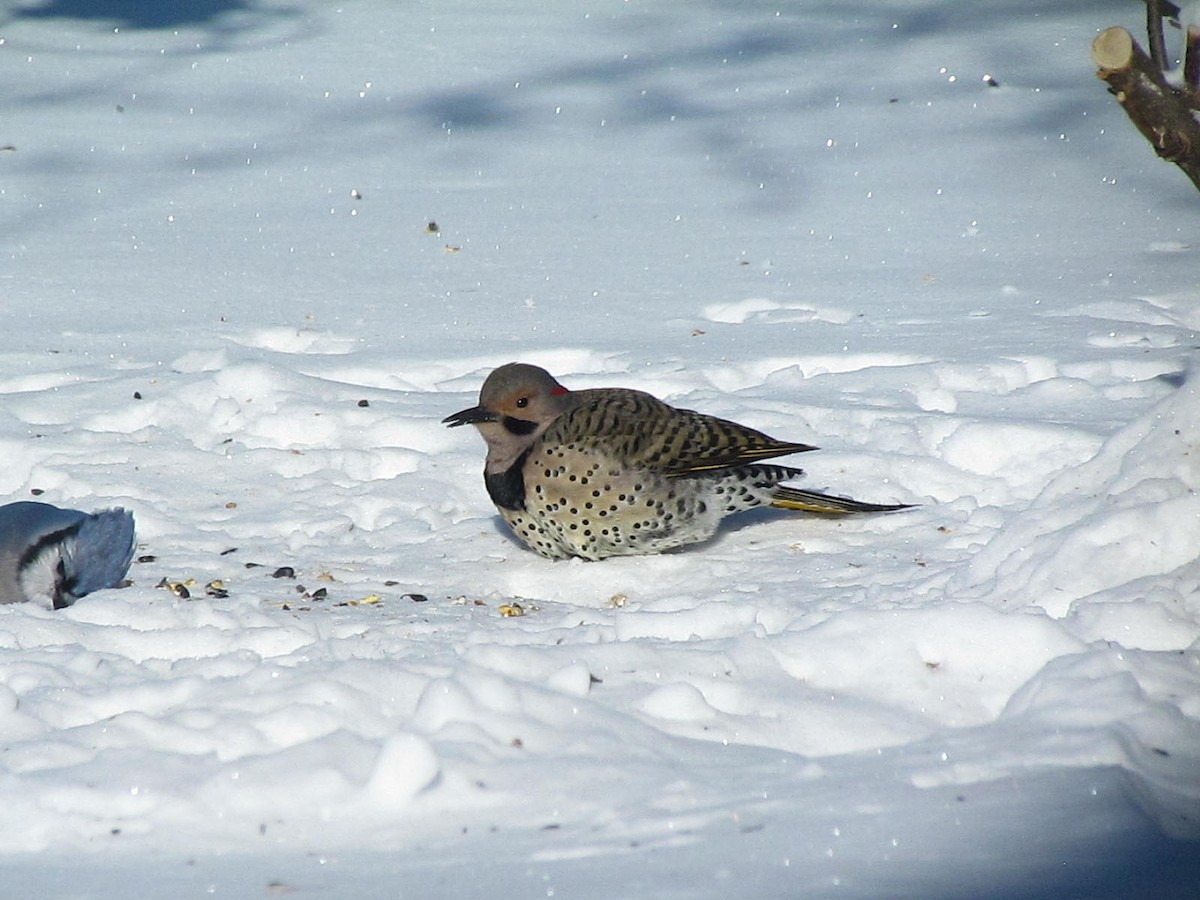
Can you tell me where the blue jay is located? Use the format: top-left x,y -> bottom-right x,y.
0,502 -> 136,609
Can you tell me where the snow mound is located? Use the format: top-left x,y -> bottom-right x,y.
953,375 -> 1200,625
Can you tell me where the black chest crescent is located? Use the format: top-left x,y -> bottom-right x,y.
484,450 -> 530,511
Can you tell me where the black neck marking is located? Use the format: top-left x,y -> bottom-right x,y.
485,448 -> 531,511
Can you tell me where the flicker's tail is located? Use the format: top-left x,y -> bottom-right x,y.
770,486 -> 913,515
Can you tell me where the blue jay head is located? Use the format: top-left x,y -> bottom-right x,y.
0,502 -> 136,609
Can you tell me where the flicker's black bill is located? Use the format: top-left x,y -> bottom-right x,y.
443,406 -> 496,427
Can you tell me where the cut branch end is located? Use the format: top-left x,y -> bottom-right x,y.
1093,26 -> 1136,72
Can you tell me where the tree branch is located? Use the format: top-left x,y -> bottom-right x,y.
1093,26 -> 1200,192
1186,24 -> 1200,90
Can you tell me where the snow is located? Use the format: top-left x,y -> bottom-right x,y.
2,0 -> 1199,896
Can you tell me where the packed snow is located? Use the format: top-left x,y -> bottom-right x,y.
2,0 -> 1199,897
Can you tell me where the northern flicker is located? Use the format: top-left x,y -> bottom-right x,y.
444,363 -> 911,560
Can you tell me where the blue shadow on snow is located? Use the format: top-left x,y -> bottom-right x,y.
10,0 -> 253,29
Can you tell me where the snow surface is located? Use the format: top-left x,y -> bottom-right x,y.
2,0 -> 1200,896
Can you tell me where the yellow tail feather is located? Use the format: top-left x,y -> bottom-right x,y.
770,487 -> 913,515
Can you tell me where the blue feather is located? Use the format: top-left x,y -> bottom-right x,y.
0,501 -> 136,608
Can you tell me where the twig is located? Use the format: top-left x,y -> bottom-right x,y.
1147,0 -> 1169,70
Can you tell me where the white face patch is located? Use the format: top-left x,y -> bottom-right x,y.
17,539 -> 71,610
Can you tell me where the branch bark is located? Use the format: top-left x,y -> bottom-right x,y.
1093,26 -> 1200,192
1186,24 -> 1200,90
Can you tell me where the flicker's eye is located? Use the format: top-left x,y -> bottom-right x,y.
516,397 -> 529,409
